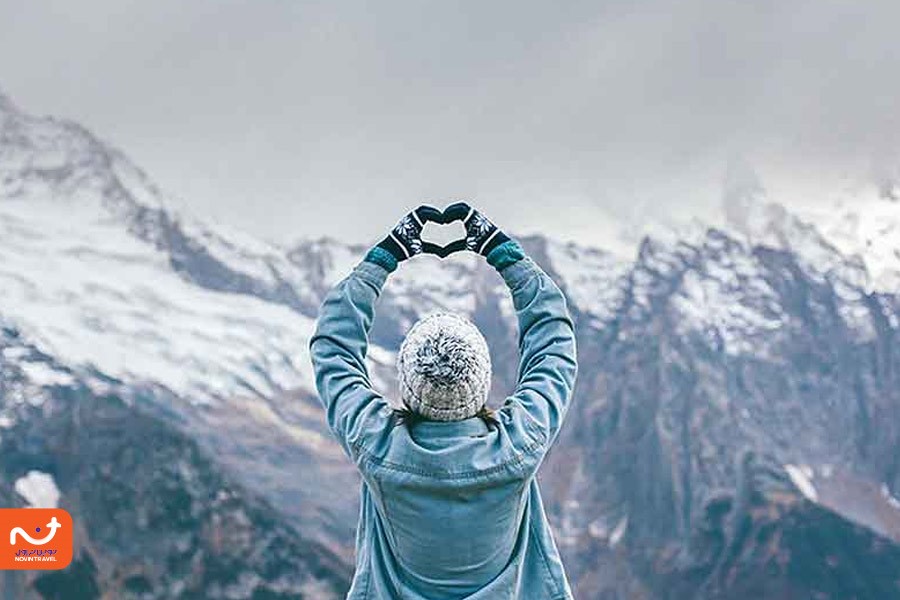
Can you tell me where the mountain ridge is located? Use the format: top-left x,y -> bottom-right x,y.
2,86 -> 900,599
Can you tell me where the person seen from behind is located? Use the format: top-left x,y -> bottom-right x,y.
310,202 -> 578,599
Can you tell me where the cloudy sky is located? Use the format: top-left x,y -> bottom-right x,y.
2,0 -> 899,245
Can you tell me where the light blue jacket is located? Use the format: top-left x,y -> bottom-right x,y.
310,241 -> 578,599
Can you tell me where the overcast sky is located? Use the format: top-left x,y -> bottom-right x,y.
2,0 -> 899,245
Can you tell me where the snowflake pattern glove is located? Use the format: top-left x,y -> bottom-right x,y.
442,202 -> 511,257
375,205 -> 444,263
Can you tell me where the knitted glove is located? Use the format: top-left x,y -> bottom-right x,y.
442,202 -> 510,257
366,205 -> 444,271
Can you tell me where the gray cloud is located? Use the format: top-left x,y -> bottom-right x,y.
2,0 -> 899,245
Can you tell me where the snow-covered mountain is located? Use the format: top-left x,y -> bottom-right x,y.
2,88 -> 900,599
722,159 -> 900,294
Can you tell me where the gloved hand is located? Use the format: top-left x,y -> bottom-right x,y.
375,205 -> 445,262
441,202 -> 510,257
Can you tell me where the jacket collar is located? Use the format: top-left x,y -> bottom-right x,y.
409,417 -> 491,438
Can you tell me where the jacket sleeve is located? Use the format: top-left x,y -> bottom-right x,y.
309,260 -> 392,458
493,242 -> 578,449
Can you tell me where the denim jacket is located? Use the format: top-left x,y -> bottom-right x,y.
310,242 -> 578,599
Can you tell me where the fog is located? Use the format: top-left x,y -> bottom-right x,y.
2,0 -> 898,244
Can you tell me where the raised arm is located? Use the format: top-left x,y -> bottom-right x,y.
443,202 -> 578,448
309,205 -> 442,458
309,260 -> 390,458
494,242 -> 577,446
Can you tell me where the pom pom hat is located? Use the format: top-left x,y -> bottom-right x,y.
398,312 -> 492,421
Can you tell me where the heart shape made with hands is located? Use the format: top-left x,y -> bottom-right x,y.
416,203 -> 473,258
419,221 -> 467,258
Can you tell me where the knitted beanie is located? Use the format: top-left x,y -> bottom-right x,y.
397,312 -> 492,421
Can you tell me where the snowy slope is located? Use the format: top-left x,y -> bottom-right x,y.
0,91 -> 492,407
543,239 -> 631,328
0,196 -> 316,403
4,86 -> 897,403
794,180 -> 900,292
668,231 -> 785,356
717,164 -> 887,344
0,92 -> 324,403
722,163 -> 897,294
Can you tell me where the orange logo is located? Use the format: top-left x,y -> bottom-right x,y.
0,508 -> 73,570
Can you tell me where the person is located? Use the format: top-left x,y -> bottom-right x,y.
310,202 -> 578,599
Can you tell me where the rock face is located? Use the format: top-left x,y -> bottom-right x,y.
1,88 -> 900,598
537,231 -> 900,599
0,327 -> 351,599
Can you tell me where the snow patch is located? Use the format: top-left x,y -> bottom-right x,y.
587,514 -> 629,548
785,464 -> 819,502
795,181 -> 900,293
18,361 -> 75,387
672,265 -> 782,356
14,471 -> 61,508
881,484 -> 900,510
609,515 -> 629,548
544,240 -> 630,322
1,346 -> 29,360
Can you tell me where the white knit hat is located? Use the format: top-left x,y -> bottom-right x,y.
397,312 -> 492,421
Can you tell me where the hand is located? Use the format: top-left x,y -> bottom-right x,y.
375,205 -> 445,262
441,202 -> 510,257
